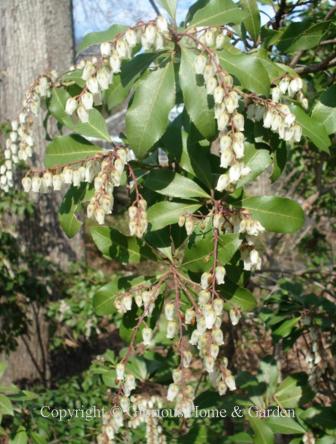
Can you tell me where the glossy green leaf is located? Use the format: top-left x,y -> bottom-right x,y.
273,316 -> 301,338
183,233 -> 241,272
147,201 -> 201,231
277,21 -> 329,53
126,62 -> 175,159
157,0 -> 177,18
0,394 -> 13,416
91,226 -> 155,263
77,24 -> 127,53
223,284 -> 257,312
248,417 -> 274,444
105,75 -> 131,110
93,280 -> 118,315
292,105 -> 330,153
312,85 -> 336,135
218,48 -> 270,95
274,377 -> 302,408
179,46 -> 216,139
144,169 -> 210,199
12,427 -> 28,444
241,0 -> 260,42
31,433 -> 48,444
59,183 -> 94,238
45,134 -> 101,168
239,196 -> 304,233
76,109 -> 111,141
188,0 -> 246,27
237,144 -> 272,187
267,417 -> 305,435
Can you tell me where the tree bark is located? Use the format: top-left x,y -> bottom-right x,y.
0,0 -> 83,384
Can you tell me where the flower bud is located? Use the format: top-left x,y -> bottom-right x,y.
272,87 -> 281,102
125,29 -> 137,48
97,67 -> 112,90
185,215 -> 194,236
65,97 -> 78,115
116,39 -> 129,59
185,308 -> 195,325
201,272 -> 211,290
81,92 -> 93,110
42,171 -> 53,188
204,30 -> 215,47
22,176 -> 32,192
216,173 -> 230,192
182,351 -> 193,368
164,303 -> 175,321
220,149 -> 234,169
212,328 -> 224,345
156,16 -> 169,33
116,363 -> 125,380
199,290 -> 210,306
215,266 -> 226,285
206,76 -> 217,95
109,54 -> 121,73
82,62 -> 95,81
167,383 -> 179,401
77,106 -> 89,123
31,176 -> 41,193
216,34 -> 225,49
214,86 -> 225,104
279,77 -> 289,94
228,163 -> 241,183
166,321 -> 177,339
145,24 -> 157,45
204,355 -> 215,373
95,208 -> 105,225
142,327 -> 153,346
87,77 -> 99,94
100,42 -> 112,57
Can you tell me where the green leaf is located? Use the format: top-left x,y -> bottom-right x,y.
241,0 -> 260,42
59,183 -> 94,238
183,233 -> 241,272
218,48 -> 270,95
147,201 -> 201,231
267,417 -> 305,435
223,284 -> 257,312
93,280 -> 118,315
292,105 -> 330,153
312,85 -> 336,135
91,226 -> 155,263
0,394 -> 13,416
236,144 -> 272,187
274,377 -> 302,408
144,169 -> 210,199
77,24 -> 127,53
188,0 -> 246,27
105,75 -> 131,110
45,134 -> 102,168
239,196 -> 304,233
157,0 -> 177,18
271,143 -> 287,183
126,62 -> 175,159
179,46 -> 216,139
121,53 -> 160,86
273,317 -> 301,338
31,433 -> 48,444
11,427 -> 28,444
248,417 -> 274,444
277,21 -> 329,53
76,109 -> 111,142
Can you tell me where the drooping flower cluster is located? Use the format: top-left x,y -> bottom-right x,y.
98,395 -> 167,444
65,16 -> 170,123
194,53 -> 252,192
87,148 -> 127,225
167,369 -> 195,417
273,75 -> 308,109
0,74 -> 56,192
128,198 -> 148,239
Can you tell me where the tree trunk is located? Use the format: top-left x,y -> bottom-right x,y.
0,0 -> 83,384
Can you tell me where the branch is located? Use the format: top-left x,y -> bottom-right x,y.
295,51 -> 336,74
326,4 -> 336,20
273,0 -> 287,29
148,0 -> 160,15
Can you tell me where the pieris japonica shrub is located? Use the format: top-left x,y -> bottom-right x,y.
1,0 -> 335,442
